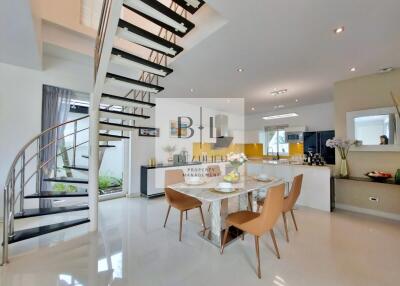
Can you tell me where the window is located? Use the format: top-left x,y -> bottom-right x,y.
264,126 -> 289,156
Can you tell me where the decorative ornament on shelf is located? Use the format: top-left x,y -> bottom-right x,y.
224,152 -> 248,183
162,145 -> 176,162
326,138 -> 356,178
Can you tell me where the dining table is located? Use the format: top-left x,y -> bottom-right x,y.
168,175 -> 284,248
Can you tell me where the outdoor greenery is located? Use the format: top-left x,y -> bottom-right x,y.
52,183 -> 78,192
52,175 -> 122,193
98,175 -> 123,190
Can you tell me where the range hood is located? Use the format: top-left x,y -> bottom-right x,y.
212,114 -> 233,149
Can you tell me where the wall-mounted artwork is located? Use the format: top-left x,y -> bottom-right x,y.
169,120 -> 189,138
139,127 -> 159,137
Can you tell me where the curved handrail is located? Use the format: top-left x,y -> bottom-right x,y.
3,115 -> 89,188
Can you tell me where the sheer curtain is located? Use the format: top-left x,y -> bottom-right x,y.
40,85 -> 73,206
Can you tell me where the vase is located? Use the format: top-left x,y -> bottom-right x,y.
340,158 -> 349,178
395,169 -> 400,184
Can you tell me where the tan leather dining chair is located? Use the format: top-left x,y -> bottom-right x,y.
257,174 -> 303,242
163,169 -> 206,241
221,183 -> 285,279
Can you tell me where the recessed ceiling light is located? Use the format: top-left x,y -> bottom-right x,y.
189,88 -> 194,93
251,107 -> 255,111
295,99 -> 299,103
237,68 -> 244,72
334,26 -> 345,34
263,113 -> 299,120
379,67 -> 394,73
271,89 -> 288,96
350,67 -> 356,72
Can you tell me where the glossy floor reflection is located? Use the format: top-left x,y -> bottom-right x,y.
1,197 -> 400,286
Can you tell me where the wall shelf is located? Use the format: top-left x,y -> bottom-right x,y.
335,176 -> 400,186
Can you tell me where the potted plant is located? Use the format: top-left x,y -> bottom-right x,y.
326,138 -> 356,178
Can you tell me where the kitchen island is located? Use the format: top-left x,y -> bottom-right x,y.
247,160 -> 334,212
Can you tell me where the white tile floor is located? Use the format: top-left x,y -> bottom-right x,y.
1,197 -> 400,286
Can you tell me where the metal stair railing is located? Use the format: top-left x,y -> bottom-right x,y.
1,115 -> 89,265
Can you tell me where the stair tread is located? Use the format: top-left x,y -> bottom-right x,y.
171,0 -> 205,14
43,177 -> 88,184
9,218 -> 90,244
111,48 -> 173,77
100,108 -> 151,119
15,205 -> 89,219
99,121 -> 136,129
99,133 -> 130,139
106,72 -> 164,93
101,93 -> 155,107
123,0 -> 195,37
118,19 -> 183,57
25,191 -> 88,198
63,165 -> 89,171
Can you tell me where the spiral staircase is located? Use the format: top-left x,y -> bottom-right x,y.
1,0 -> 205,265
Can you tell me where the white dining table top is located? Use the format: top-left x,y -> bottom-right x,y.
168,176 -> 284,202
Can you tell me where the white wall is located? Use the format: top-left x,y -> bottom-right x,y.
244,102 -> 335,142
0,55 -> 93,216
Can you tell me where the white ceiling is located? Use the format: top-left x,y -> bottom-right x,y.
157,0 -> 400,113
0,0 -> 42,69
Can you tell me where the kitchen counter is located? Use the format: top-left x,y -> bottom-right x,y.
247,160 -> 333,212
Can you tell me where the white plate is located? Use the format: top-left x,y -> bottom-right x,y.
213,187 -> 237,193
185,179 -> 206,186
254,176 -> 273,182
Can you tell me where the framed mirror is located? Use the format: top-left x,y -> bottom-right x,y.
347,107 -> 400,151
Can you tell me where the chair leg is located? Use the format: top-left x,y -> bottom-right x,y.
186,210 -> 188,220
290,209 -> 298,231
256,204 -> 261,213
208,203 -> 211,213
247,192 -> 253,211
241,232 -> 245,240
163,205 -> 171,228
254,236 -> 261,279
220,226 -> 230,254
179,211 -> 183,242
282,212 -> 289,242
270,229 -> 280,259
198,207 -> 206,236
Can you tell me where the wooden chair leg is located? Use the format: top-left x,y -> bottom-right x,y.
163,205 -> 171,228
198,207 -> 206,236
270,229 -> 280,259
282,212 -> 289,242
179,211 -> 183,242
254,236 -> 261,279
290,209 -> 298,231
220,226 -> 230,254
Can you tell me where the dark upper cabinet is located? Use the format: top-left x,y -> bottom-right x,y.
303,132 -> 317,153
304,130 -> 335,165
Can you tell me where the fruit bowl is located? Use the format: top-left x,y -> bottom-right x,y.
365,171 -> 392,182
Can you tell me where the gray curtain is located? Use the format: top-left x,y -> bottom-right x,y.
40,85 -> 72,206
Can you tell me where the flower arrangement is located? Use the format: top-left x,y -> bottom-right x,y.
326,138 -> 356,160
326,138 -> 356,178
227,152 -> 248,168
